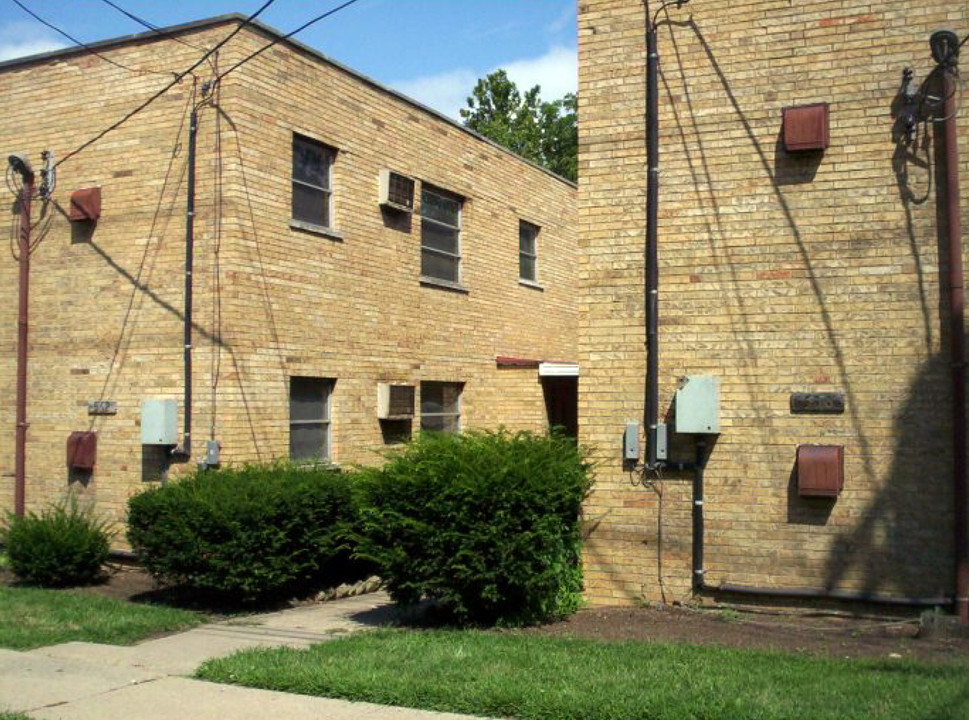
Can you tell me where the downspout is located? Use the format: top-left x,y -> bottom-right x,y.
13,171 -> 34,516
645,11 -> 660,469
175,108 -> 198,459
942,65 -> 968,624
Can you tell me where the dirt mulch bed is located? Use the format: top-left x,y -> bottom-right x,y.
521,602 -> 969,665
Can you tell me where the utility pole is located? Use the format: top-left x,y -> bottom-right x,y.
8,151 -> 52,516
10,154 -> 34,517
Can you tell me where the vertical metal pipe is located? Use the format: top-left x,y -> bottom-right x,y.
942,69 -> 967,624
180,109 -> 198,459
692,438 -> 706,591
645,22 -> 660,468
13,178 -> 33,516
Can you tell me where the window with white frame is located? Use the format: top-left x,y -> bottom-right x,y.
420,381 -> 462,433
519,220 -> 539,282
420,186 -> 462,283
289,377 -> 334,461
292,134 -> 334,230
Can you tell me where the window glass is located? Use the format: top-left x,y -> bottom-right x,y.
421,221 -> 459,254
292,135 -> 333,228
519,221 -> 539,282
421,187 -> 461,283
420,381 -> 462,434
289,377 -> 333,461
421,252 -> 459,283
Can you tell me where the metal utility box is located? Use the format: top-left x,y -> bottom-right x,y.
205,440 -> 221,467
782,103 -> 830,152
67,431 -> 97,470
623,421 -> 639,461
796,444 -> 844,498
141,399 -> 177,445
675,375 -> 720,434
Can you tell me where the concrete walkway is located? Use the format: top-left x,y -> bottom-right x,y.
0,592 -> 494,720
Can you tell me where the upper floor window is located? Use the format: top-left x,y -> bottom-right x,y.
519,221 -> 539,283
292,134 -> 334,231
421,186 -> 462,284
289,376 -> 334,462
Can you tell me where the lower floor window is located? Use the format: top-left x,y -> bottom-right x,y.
420,381 -> 462,433
289,376 -> 334,461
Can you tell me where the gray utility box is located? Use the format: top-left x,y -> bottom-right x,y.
141,399 -> 178,445
675,375 -> 720,434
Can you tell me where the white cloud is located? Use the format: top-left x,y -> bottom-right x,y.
391,45 -> 577,121
393,68 -> 479,120
502,45 -> 577,103
0,22 -> 65,62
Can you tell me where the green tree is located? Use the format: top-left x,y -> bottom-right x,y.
460,70 -> 577,182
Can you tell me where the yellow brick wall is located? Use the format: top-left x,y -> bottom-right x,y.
0,19 -> 577,534
579,0 -> 969,604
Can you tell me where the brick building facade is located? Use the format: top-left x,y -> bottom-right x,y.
0,16 -> 577,528
578,0 -> 968,605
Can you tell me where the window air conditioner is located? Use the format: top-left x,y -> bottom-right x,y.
377,383 -> 415,420
378,169 -> 415,213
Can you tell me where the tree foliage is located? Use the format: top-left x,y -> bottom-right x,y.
460,70 -> 577,182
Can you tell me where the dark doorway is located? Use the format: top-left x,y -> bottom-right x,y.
542,376 -> 578,439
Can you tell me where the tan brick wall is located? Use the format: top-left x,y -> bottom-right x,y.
0,19 -> 576,534
579,0 -> 969,604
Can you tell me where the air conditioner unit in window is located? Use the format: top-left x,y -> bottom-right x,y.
377,383 -> 415,420
378,169 -> 415,213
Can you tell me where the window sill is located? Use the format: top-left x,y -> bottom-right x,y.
290,219 -> 344,241
420,276 -> 470,294
519,279 -> 544,291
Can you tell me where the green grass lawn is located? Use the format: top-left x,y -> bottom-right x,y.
197,629 -> 969,720
0,586 -> 201,650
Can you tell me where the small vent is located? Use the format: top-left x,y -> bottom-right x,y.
378,169 -> 415,212
378,383 -> 415,419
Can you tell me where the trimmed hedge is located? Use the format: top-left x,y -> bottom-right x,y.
127,464 -> 369,602
3,494 -> 112,587
355,430 -> 592,626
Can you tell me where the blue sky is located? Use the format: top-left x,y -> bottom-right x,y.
0,0 -> 577,118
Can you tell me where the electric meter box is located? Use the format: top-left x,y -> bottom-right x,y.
675,375 -> 720,434
141,399 -> 178,445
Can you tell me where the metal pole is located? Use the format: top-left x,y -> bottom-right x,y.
645,20 -> 660,469
942,68 -> 968,624
14,177 -> 33,516
178,108 -> 198,459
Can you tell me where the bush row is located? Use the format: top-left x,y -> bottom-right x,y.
126,463 -> 371,603
6,430 -> 592,625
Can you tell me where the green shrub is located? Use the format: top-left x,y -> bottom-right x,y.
3,494 -> 113,586
127,464 -> 369,602
355,430 -> 592,626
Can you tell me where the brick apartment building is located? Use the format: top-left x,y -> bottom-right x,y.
0,16 -> 578,527
578,0 -> 968,607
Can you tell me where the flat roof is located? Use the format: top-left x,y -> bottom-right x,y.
0,13 -> 576,188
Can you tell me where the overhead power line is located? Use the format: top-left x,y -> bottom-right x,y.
98,0 -> 205,51
216,0 -> 361,81
9,0 -> 172,75
55,0 -> 277,170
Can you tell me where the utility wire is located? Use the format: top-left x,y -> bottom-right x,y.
98,0 -> 205,51
55,0 -> 276,170
216,0 -> 360,81
9,0 -> 173,76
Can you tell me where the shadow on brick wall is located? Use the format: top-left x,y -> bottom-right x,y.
657,17 -> 956,600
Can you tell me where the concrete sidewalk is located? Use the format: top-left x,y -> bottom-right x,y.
0,592 -> 494,720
